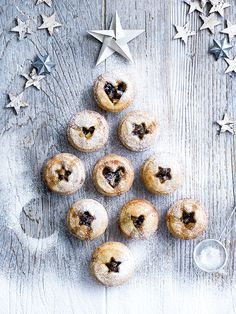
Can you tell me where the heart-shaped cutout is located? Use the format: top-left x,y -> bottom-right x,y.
82,126 -> 95,139
104,82 -> 127,104
102,166 -> 125,188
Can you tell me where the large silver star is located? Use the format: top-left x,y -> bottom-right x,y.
88,12 -> 144,65
174,22 -> 196,44
200,13 -> 221,33
38,13 -> 62,36
221,20 -> 236,40
209,0 -> 231,17
216,113 -> 235,134
210,38 -> 233,60
36,0 -> 52,6
185,0 -> 203,14
22,68 -> 45,89
224,57 -> 236,74
11,17 -> 33,40
6,92 -> 29,115
32,55 -> 55,75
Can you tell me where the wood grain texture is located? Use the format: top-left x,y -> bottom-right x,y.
0,0 -> 235,313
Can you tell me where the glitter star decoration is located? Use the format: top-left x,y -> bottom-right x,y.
174,22 -> 196,44
36,0 -> 52,6
224,57 -> 236,74
221,20 -> 236,41
10,17 -> 33,40
22,68 -> 45,89
184,0 -> 203,14
88,12 -> 144,65
200,14 -> 221,33
32,55 -> 55,75
6,92 -> 29,115
210,38 -> 233,60
38,13 -> 62,36
209,0 -> 231,17
216,113 -> 235,134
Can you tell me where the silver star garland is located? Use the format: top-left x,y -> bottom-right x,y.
6,92 -> 29,115
200,14 -> 221,33
209,0 -> 231,17
216,113 -> 235,134
210,38 -> 233,60
22,68 -> 45,90
221,20 -> 236,41
38,13 -> 62,36
32,55 -> 55,75
185,0 -> 203,14
224,57 -> 236,74
174,22 -> 196,44
11,17 -> 33,40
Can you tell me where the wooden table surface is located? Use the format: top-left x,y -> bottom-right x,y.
0,0 -> 235,313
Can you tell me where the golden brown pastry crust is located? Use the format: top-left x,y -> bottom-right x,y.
90,242 -> 135,286
93,71 -> 135,113
92,154 -> 134,197
166,199 -> 208,240
119,199 -> 159,239
141,153 -> 183,195
43,153 -> 85,195
67,199 -> 108,240
67,110 -> 109,153
118,110 -> 158,152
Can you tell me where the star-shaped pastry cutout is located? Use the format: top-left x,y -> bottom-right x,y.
210,38 -> 233,60
32,55 -> 55,75
38,13 -> 62,36
11,17 -> 33,40
200,14 -> 221,33
105,257 -> 121,273
174,22 -> 196,44
184,0 -> 203,14
22,68 -> 45,90
224,57 -> 236,74
88,12 -> 144,65
221,20 -> 236,40
36,0 -> 52,6
216,113 -> 235,134
6,92 -> 29,115
209,0 -> 231,17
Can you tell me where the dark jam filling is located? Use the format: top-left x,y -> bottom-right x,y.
82,126 -> 95,139
102,167 -> 125,188
155,167 -> 172,184
79,211 -> 95,227
181,211 -> 196,227
104,82 -> 127,103
132,123 -> 149,140
131,215 -> 145,228
105,257 -> 122,273
56,166 -> 72,182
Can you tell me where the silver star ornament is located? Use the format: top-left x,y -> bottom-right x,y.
200,14 -> 221,33
174,22 -> 196,44
38,13 -> 62,36
32,55 -> 55,75
210,38 -> 233,60
88,12 -> 144,65
22,68 -> 45,89
221,21 -> 236,41
224,57 -> 236,74
209,0 -> 231,17
6,92 -> 29,115
185,1 -> 203,14
216,113 -> 235,134
36,0 -> 52,6
11,17 -> 33,40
